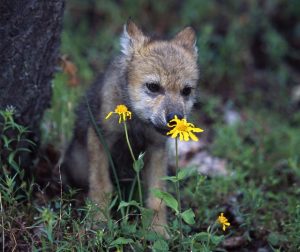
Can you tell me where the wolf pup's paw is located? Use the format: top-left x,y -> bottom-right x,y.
152,222 -> 170,239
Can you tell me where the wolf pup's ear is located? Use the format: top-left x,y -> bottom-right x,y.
120,20 -> 148,56
172,27 -> 198,56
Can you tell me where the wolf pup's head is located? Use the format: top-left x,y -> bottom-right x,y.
121,21 -> 199,134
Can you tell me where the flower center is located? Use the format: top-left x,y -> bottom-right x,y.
176,122 -> 188,132
115,105 -> 128,113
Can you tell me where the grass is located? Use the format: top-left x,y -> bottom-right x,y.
1,0 -> 300,251
1,78 -> 300,251
2,99 -> 300,251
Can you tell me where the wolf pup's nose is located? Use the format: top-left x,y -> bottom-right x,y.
166,112 -> 184,123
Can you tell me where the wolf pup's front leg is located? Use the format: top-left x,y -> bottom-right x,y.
87,127 -> 113,219
144,144 -> 168,236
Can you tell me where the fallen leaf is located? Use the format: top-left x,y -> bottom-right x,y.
60,55 -> 79,87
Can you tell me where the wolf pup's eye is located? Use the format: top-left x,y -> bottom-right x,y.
146,82 -> 160,93
181,86 -> 192,96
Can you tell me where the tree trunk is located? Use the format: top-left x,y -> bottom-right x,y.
0,0 -> 65,170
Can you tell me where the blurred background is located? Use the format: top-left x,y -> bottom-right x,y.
40,0 -> 300,250
43,0 -> 300,144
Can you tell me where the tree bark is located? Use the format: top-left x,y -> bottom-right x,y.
0,0 -> 64,169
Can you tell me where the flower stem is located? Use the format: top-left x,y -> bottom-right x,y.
123,122 -> 135,162
127,176 -> 137,216
136,173 -> 143,207
123,122 -> 143,207
175,138 -> 183,247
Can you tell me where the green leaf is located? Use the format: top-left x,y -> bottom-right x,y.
210,234 -> 224,245
177,167 -> 196,180
161,176 -> 178,183
151,189 -> 178,214
193,232 -> 210,242
107,219 -> 118,232
14,147 -> 32,153
143,230 -> 158,241
121,222 -> 137,234
109,195 -> 119,210
193,232 -> 224,245
2,135 -> 13,148
181,208 -> 195,225
8,151 -> 20,171
8,151 -> 16,165
133,152 -> 145,173
141,208 -> 154,229
117,200 -> 140,211
161,168 -> 196,183
23,138 -> 36,146
131,242 -> 144,252
110,237 -> 134,247
152,239 -> 169,251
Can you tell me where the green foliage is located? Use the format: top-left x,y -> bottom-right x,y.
152,239 -> 169,251
151,188 -> 179,214
209,111 -> 300,250
0,104 -> 219,251
41,72 -> 83,144
181,208 -> 196,225
0,108 -> 34,198
191,231 -> 225,251
133,152 -> 145,173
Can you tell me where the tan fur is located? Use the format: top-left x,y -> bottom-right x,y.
143,145 -> 168,231
87,127 -> 112,216
62,21 -> 199,237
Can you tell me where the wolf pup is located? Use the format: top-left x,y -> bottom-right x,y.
62,20 -> 199,235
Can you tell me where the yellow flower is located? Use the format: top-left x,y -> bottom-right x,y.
167,116 -> 204,141
218,213 -> 230,231
105,104 -> 132,123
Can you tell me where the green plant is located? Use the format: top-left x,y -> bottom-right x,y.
0,107 -> 36,250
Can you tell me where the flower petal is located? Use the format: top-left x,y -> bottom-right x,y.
183,131 -> 190,141
167,128 -> 175,135
179,132 -> 184,141
172,131 -> 179,138
192,127 -> 204,133
105,112 -> 113,120
189,132 -> 199,141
